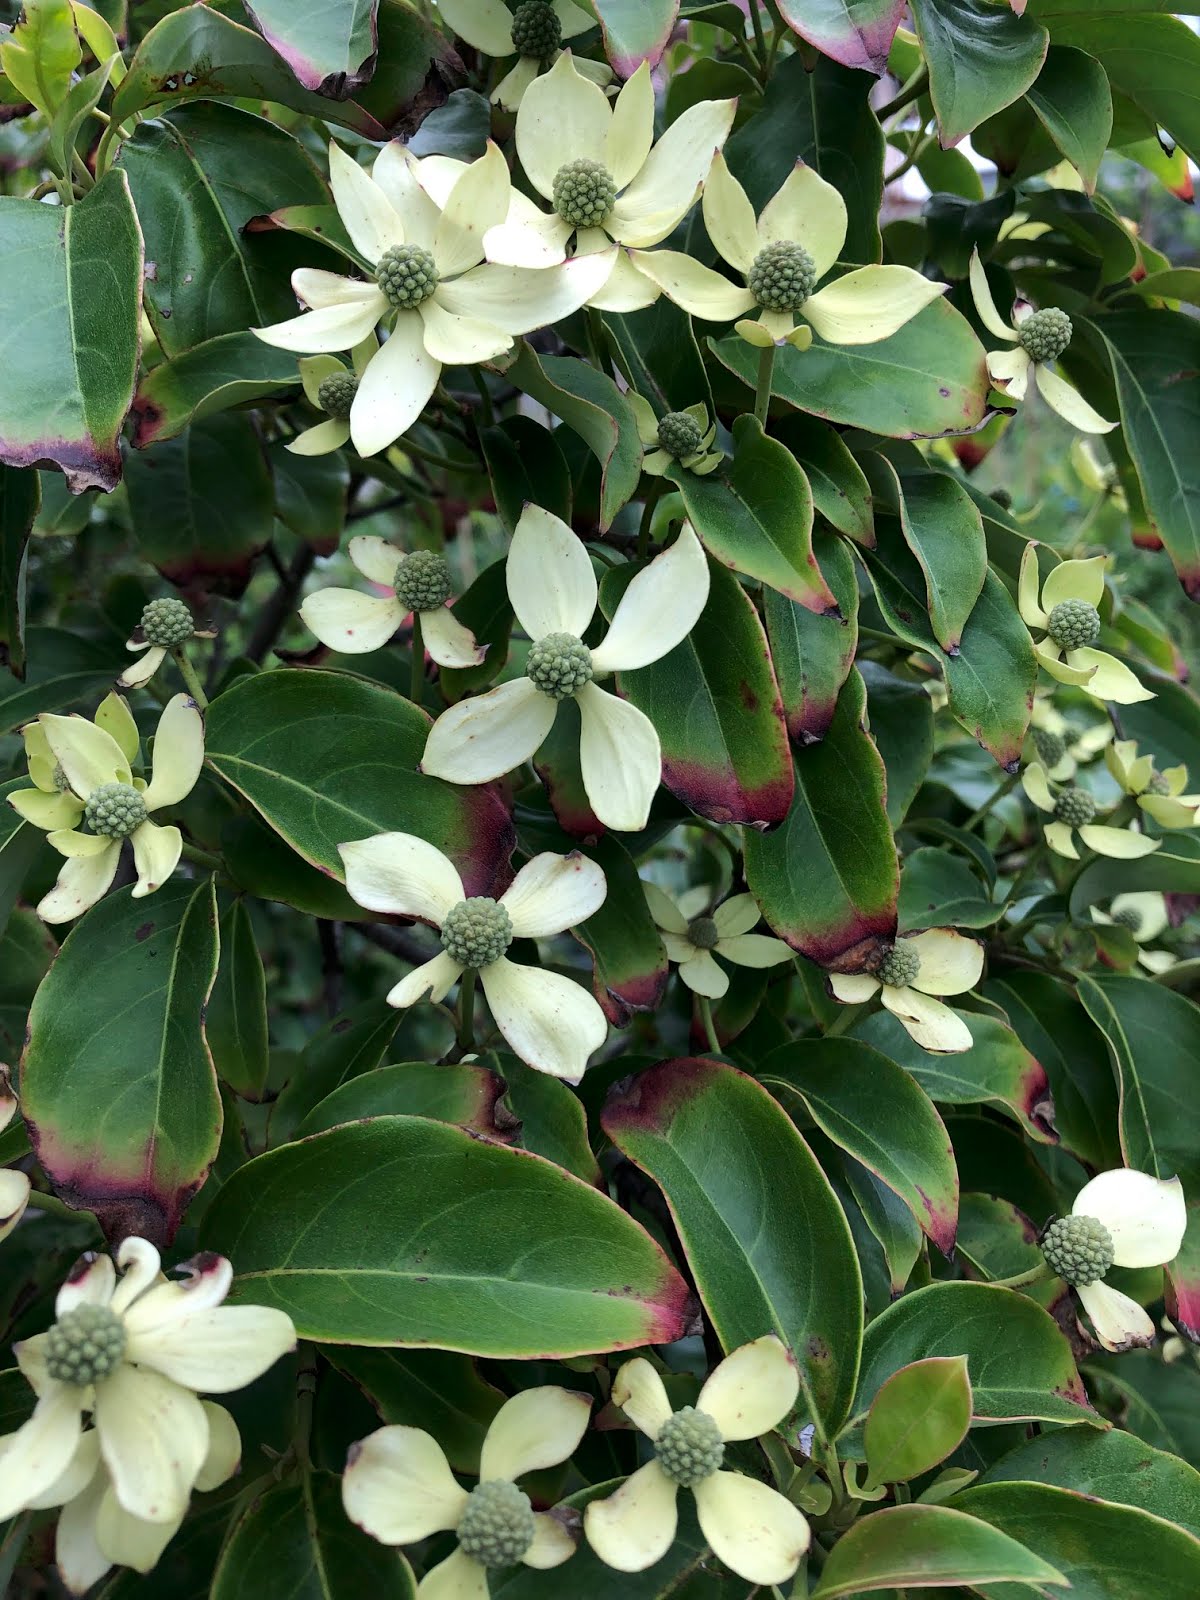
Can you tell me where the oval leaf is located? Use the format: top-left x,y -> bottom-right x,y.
863,1356 -> 972,1487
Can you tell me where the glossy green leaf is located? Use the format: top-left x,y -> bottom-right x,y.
763,1037 -> 959,1254
0,627 -> 128,735
270,443 -> 348,555
860,659 -> 934,827
0,466 -> 38,677
864,1357 -> 973,1487
572,834 -> 668,1026
853,1281 -> 1097,1430
744,669 -> 898,966
1070,830 -> 1200,913
0,169 -> 141,492
0,0 -> 80,115
132,333 -> 300,446
712,299 -> 989,441
205,667 -> 515,896
243,0 -> 379,94
777,0 -> 905,75
220,813 -> 365,921
886,464 -> 988,653
436,557 -> 514,703
583,0 -> 677,73
898,847 -> 1003,931
479,417 -> 572,538
911,0 -> 1049,147
765,530 -> 860,745
499,1054 -> 601,1185
1048,13 -> 1200,166
21,879 -> 221,1246
0,778 -> 44,941
955,1192 -> 1045,1284
604,297 -> 711,418
1026,45 -> 1113,190
325,1347 -> 502,1475
776,415 -> 874,545
270,1002 -> 401,1145
604,1056 -> 864,1436
207,898 -> 269,1101
296,1061 -> 508,1142
813,1503 -> 1062,1597
1086,1350 -> 1200,1470
200,1116 -> 691,1353
675,415 -> 836,611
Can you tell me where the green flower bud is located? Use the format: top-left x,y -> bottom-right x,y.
1147,771 -> 1172,797
441,897 -> 513,968
657,411 -> 705,459
1040,1212 -> 1115,1286
393,549 -> 453,612
527,632 -> 594,700
510,0 -> 562,58
45,1303 -> 126,1385
1018,306 -> 1072,363
1112,905 -> 1143,934
140,596 -> 194,649
875,941 -> 921,989
1046,598 -> 1101,651
654,1407 -> 725,1487
552,158 -> 617,229
457,1480 -> 536,1568
1054,787 -> 1096,828
317,371 -> 358,420
990,488 -> 1014,511
747,241 -> 818,312
84,782 -> 147,840
1032,728 -> 1066,769
688,916 -> 720,951
376,244 -> 439,311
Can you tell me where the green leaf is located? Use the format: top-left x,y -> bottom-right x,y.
200,1116 -> 691,1353
911,0 -> 1049,148
211,1470 -> 416,1600
0,627 -> 127,735
777,0 -> 906,75
610,556 -> 795,826
674,415 -> 836,611
1088,310 -> 1200,599
1085,1349 -> 1200,1469
207,898 -> 269,1101
860,659 -> 934,827
881,462 -> 988,653
269,1001 -> 401,1145
854,1281 -> 1097,1430
1026,45 -> 1113,191
296,1061 -> 508,1142
1070,830 -> 1200,913
325,1347 -> 503,1474
21,880 -> 221,1246
864,1357 -> 973,1487
775,415 -> 874,545
812,1503 -> 1063,1598
0,0 -> 80,115
271,442 -> 348,554
124,414 -> 273,597
132,333 -> 301,446
762,1037 -> 959,1255
0,169 -> 141,492
744,669 -> 898,966
604,297 -> 712,418
1048,12 -> 1200,166
583,0 -> 677,73
204,667 -> 515,895
603,1056 -> 864,1437
898,847 -> 1003,931
571,834 -> 668,1026
220,813 -> 365,920
711,299 -> 989,441
479,417 -> 572,538
765,530 -> 860,745
0,466 -> 38,678
502,343 -> 640,530
498,1054 -> 601,1185
956,1482 -> 1200,1600
243,0 -> 380,94
439,557 -> 514,702
0,778 -> 45,941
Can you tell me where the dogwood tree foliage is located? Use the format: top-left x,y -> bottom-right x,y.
1,0 -> 1200,1595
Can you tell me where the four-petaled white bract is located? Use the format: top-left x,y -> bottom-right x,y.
584,1336 -> 810,1585
253,139 -> 616,455
420,507 -> 710,832
343,1385 -> 590,1596
645,884 -> 792,998
339,831 -> 609,1082
438,0 -> 610,108
1090,892 -> 1176,974
827,930 -> 984,1054
1018,545 -> 1153,705
1106,738 -> 1200,829
631,150 -> 948,349
1061,1169 -> 1187,1351
1022,761 -> 1160,863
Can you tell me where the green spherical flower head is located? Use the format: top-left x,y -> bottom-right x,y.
1054,786 -> 1096,828
51,761 -> 71,794
317,371 -> 358,420
140,596 -> 194,649
1040,1213 -> 1115,1286
747,240 -> 818,312
511,0 -> 562,58
1046,598 -> 1101,651
990,488 -> 1014,511
1147,771 -> 1173,796
1019,306 -> 1072,363
376,244 -> 439,310
657,411 -> 704,460
441,897 -> 513,969
655,1407 -> 725,1487
875,941 -> 921,989
688,915 -> 720,951
84,782 -> 147,840
1032,728 -> 1066,770
457,1480 -> 536,1568
1112,905 -> 1143,934
45,1304 -> 126,1385
394,549 -> 453,612
552,158 -> 617,229
527,632 -> 594,700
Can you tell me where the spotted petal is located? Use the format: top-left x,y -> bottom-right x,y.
880,985 -> 973,1054
905,928 -> 984,997
421,606 -> 487,670
142,694 -> 204,813
37,844 -> 121,924
0,1387 -> 84,1521
301,587 -> 405,654
93,1366 -> 209,1524
611,1357 -> 673,1440
130,820 -> 182,900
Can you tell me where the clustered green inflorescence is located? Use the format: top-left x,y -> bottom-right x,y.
510,0 -> 562,58
688,916 -> 720,951
1112,906 -> 1144,934
747,241 -> 818,311
45,1304 -> 126,1385
1032,728 -> 1066,769
1147,771 -> 1173,796
1054,787 -> 1096,828
441,898 -> 514,968
1046,599 -> 1101,651
1018,306 -> 1073,363
376,244 -> 439,310
317,371 -> 358,420
394,550 -> 453,612
875,942 -> 921,989
84,782 -> 147,839
140,597 -> 194,648
456,1480 -> 537,1567
1040,1213 -> 1115,1286
527,633 -> 594,699
552,159 -> 617,229
657,411 -> 705,459
654,1407 -> 725,1487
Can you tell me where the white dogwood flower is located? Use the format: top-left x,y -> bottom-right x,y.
1022,762 -> 1160,863
629,396 -> 722,477
287,338 -> 376,456
118,598 -> 216,691
1019,545 -> 1152,705
631,151 -> 947,349
0,1069 -> 29,1244
339,834 -> 608,1081
421,507 -> 709,831
438,0 -> 610,109
1105,739 -> 1200,829
344,1386 -> 591,1595
0,1240 -> 295,1529
1039,1169 -> 1187,1351
34,694 -> 205,923
485,54 -> 736,312
1090,892 -> 1176,974
1028,691 -> 1112,781
301,536 -> 484,668
969,249 -> 1115,434
584,1337 -> 809,1585
645,885 -> 791,998
8,693 -> 136,834
254,139 -> 614,454
827,930 -> 984,1054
